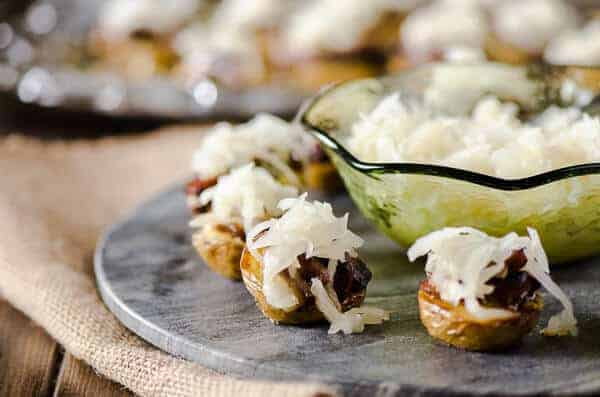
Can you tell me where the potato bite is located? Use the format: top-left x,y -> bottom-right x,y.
243,195 -> 388,333
409,227 -> 577,351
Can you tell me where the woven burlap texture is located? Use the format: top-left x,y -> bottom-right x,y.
0,129 -> 338,397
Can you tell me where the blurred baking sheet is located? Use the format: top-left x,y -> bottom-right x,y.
0,0 -> 305,120
0,0 -> 596,120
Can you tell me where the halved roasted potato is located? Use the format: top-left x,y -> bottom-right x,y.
187,177 -> 244,280
241,247 -> 371,325
418,281 -> 543,351
240,248 -> 324,324
192,222 -> 245,280
409,227 -> 577,351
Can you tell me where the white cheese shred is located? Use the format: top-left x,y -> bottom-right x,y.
408,227 -> 577,336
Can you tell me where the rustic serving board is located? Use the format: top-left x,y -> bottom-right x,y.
95,185 -> 600,396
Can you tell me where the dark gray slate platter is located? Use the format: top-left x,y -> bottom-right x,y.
95,184 -> 600,397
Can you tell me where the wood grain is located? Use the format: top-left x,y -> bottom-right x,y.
0,298 -> 61,397
53,354 -> 134,397
0,299 -> 131,397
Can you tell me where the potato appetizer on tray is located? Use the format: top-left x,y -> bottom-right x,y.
398,0 -> 488,66
186,115 -> 341,280
189,163 -> 297,280
487,0 -> 580,65
172,0 -> 296,88
186,114 -> 340,216
243,194 -> 388,333
88,0 -> 204,80
393,0 -> 585,69
269,0 -> 423,91
408,227 -> 577,351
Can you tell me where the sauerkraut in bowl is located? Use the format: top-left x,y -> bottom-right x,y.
301,62 -> 600,263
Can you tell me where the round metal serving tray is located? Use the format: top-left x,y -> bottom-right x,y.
0,0 -> 305,120
95,184 -> 600,397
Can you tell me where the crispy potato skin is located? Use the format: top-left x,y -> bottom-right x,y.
240,248 -> 325,325
192,223 -> 244,281
302,162 -> 343,192
418,285 -> 542,351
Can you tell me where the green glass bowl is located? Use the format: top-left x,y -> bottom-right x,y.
301,62 -> 600,264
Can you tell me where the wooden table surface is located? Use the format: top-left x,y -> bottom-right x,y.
0,96 -> 181,397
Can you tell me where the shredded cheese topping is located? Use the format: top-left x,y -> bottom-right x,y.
190,163 -> 298,232
191,114 -> 315,184
348,93 -> 600,179
408,227 -> 577,336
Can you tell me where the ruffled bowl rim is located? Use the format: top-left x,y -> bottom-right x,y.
300,78 -> 600,192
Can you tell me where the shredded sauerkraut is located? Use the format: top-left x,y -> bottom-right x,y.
190,163 -> 298,232
247,195 -> 387,333
408,227 -> 577,336
348,94 -> 599,179
311,279 -> 389,334
247,194 -> 363,305
191,114 -> 314,184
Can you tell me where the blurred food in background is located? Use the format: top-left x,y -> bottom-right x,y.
88,0 -> 598,86
0,0 -> 598,118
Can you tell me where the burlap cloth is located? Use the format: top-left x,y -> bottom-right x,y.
0,128 -> 338,397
